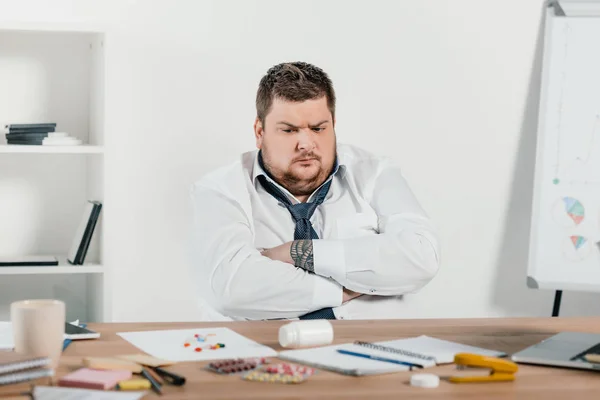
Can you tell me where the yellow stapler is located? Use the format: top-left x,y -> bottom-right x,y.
449,353 -> 518,383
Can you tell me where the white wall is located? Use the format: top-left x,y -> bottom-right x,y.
1,0 -> 598,322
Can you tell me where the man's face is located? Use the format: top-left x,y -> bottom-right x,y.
254,96 -> 336,197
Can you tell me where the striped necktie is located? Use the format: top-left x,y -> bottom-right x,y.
257,152 -> 337,320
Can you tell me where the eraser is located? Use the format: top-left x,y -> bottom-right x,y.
410,373 -> 440,388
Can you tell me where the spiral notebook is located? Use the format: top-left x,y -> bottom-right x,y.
0,352 -> 53,386
0,367 -> 54,386
278,335 -> 505,376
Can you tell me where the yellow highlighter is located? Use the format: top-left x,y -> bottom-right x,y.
117,378 -> 152,391
449,353 -> 518,383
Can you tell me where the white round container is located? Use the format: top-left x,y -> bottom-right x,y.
278,320 -> 334,348
410,373 -> 440,388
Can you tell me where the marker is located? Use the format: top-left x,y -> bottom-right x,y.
336,349 -> 422,369
152,366 -> 186,386
144,366 -> 164,384
141,367 -> 162,395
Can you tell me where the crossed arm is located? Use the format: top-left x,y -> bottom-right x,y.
261,240 -> 362,303
262,240 -> 314,272
191,161 -> 440,320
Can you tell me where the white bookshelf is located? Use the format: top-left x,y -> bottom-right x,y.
0,24 -> 108,322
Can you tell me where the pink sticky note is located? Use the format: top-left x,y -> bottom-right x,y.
59,368 -> 132,390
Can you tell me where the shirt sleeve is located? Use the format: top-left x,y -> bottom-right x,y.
190,183 -> 343,320
312,160 -> 440,296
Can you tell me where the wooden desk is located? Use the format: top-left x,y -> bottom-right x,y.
5,317 -> 600,399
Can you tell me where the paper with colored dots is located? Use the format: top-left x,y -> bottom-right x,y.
117,327 -> 277,362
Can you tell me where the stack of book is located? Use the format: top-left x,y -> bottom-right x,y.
4,123 -> 56,145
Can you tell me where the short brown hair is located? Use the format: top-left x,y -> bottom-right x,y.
256,62 -> 336,124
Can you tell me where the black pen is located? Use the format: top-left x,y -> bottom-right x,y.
152,366 -> 186,386
141,367 -> 162,395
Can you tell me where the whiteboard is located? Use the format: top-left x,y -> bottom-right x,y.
528,2 -> 600,292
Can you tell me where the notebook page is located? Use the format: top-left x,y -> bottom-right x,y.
347,341 -> 437,367
278,343 -> 408,376
377,335 -> 506,364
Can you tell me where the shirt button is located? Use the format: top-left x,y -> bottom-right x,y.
370,289 -> 376,293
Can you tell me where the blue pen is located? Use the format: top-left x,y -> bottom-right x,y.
336,349 -> 422,369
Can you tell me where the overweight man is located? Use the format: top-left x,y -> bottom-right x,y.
190,61 -> 440,320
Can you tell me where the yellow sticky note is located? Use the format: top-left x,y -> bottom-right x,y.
117,378 -> 151,391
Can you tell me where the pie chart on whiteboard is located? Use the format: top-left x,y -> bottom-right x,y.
552,197 -> 585,227
562,235 -> 592,261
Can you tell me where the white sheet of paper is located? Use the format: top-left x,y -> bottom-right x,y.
0,321 -> 13,350
117,327 -> 277,362
33,386 -> 145,400
377,335 -> 506,364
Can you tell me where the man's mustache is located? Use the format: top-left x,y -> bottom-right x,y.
292,153 -> 320,162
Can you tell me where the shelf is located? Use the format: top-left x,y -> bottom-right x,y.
0,256 -> 102,275
0,265 -> 103,275
0,145 -> 104,154
0,21 -> 105,33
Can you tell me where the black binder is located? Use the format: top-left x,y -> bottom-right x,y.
67,201 -> 102,265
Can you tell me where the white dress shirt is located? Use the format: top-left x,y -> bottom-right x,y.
190,143 -> 440,321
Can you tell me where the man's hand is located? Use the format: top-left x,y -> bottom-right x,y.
261,242 -> 293,264
343,288 -> 362,303
261,240 -> 314,273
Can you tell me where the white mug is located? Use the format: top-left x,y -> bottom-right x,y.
10,299 -> 65,369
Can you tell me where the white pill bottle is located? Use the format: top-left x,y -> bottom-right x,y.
278,320 -> 334,348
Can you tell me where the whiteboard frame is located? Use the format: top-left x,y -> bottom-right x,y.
527,4 -> 559,291
527,1 -> 600,292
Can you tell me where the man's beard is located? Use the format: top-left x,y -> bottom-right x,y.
262,147 -> 332,197
280,157 -> 323,196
